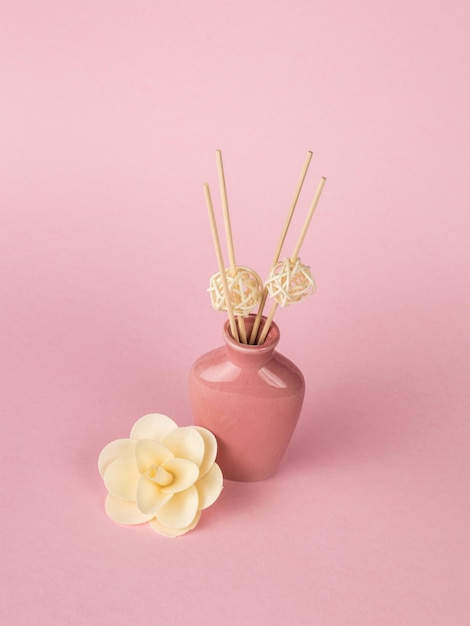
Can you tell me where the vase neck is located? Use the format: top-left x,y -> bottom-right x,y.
223,316 -> 280,367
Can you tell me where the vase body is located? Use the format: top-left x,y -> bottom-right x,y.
189,315 -> 305,481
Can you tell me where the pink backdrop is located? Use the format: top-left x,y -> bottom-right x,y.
2,1 -> 469,624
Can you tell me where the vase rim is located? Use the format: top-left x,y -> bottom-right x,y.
223,314 -> 280,356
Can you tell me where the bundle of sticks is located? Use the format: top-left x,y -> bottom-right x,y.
203,150 -> 326,345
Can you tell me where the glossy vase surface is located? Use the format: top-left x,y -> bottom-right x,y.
189,315 -> 305,481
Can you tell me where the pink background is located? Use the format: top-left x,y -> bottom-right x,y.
1,1 -> 469,624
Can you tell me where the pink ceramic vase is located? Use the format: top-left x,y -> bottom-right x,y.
189,315 -> 305,481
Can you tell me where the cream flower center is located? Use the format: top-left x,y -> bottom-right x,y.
147,464 -> 173,487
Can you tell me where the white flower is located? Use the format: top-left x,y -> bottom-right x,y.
98,414 -> 223,537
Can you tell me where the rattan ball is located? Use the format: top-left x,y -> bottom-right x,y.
265,257 -> 315,307
208,265 -> 263,316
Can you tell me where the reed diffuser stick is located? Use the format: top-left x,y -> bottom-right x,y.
203,183 -> 240,342
249,151 -> 313,344
216,149 -> 247,343
290,177 -> 327,262
257,176 -> 327,345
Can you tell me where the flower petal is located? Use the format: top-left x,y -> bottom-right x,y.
195,463 -> 224,510
135,439 -> 174,473
192,426 -> 218,478
161,427 -> 205,467
156,485 -> 199,529
130,413 -> 178,442
98,438 -> 136,478
105,494 -> 154,525
103,456 -> 140,501
136,474 -> 173,515
149,511 -> 201,537
160,458 -> 200,494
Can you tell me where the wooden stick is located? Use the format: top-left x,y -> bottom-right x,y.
257,176 -> 327,345
257,300 -> 279,345
249,151 -> 313,344
248,289 -> 269,345
290,177 -> 326,262
216,149 -> 247,343
203,183 -> 239,343
271,151 -> 314,266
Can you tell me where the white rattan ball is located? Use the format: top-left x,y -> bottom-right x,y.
208,266 -> 263,316
265,257 -> 316,307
